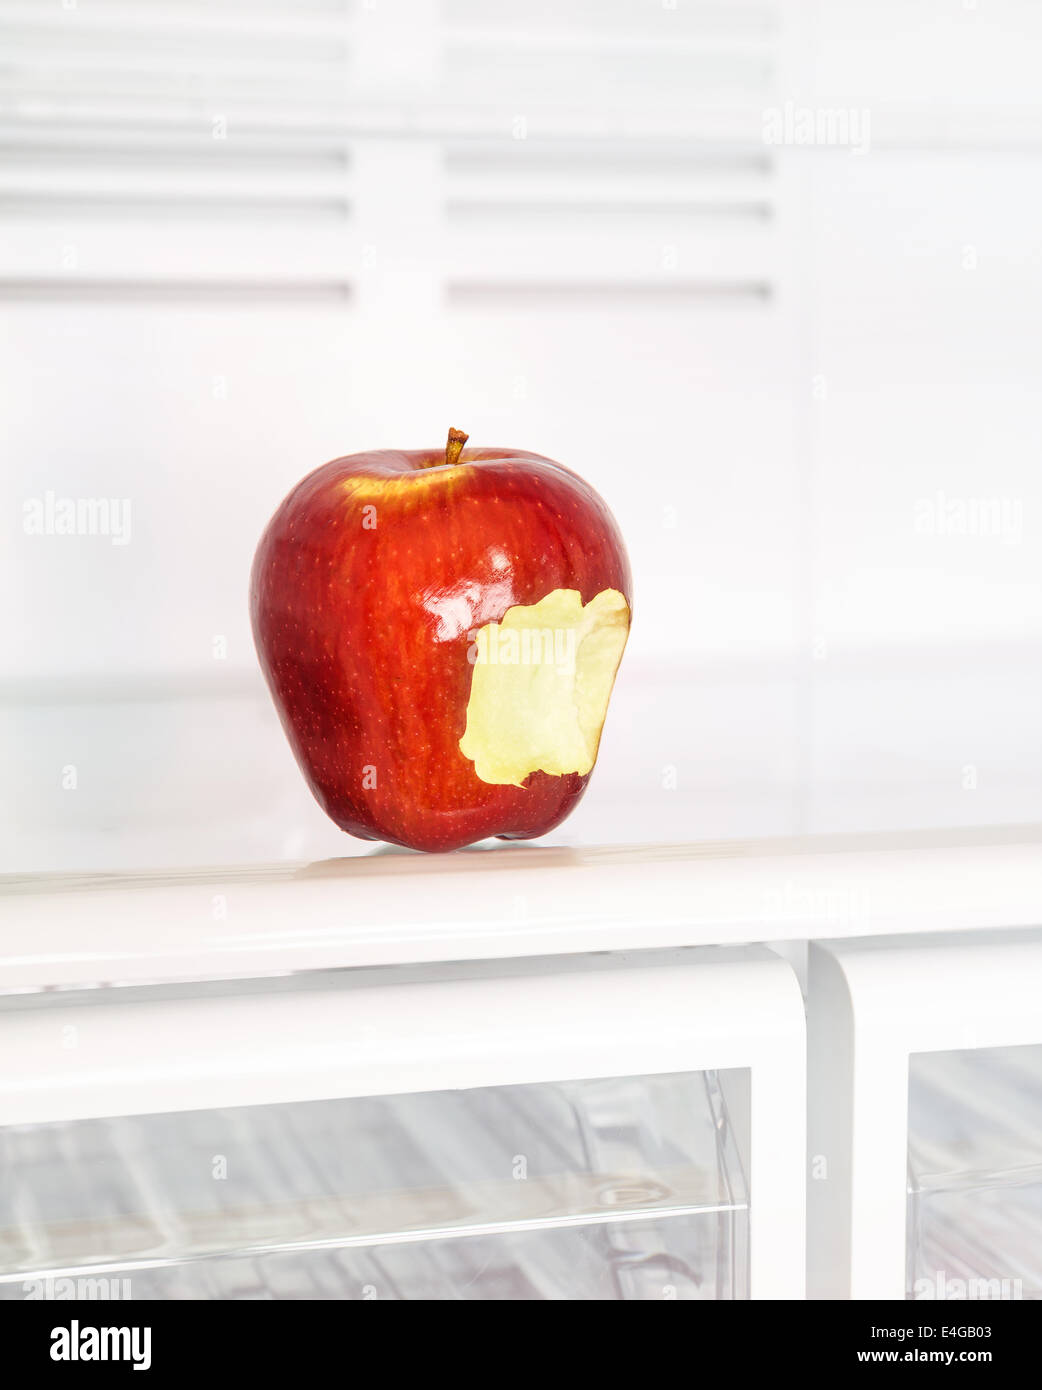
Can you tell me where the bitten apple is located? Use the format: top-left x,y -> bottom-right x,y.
250,429 -> 631,853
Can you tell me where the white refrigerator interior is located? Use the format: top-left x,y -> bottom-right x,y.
1,0 -> 1041,1301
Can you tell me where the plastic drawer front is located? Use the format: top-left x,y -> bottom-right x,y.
0,948 -> 805,1300
908,1044 -> 1042,1301
808,930 -> 1042,1300
1,1072 -> 746,1301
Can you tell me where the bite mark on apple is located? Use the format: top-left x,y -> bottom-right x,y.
459,587 -> 630,787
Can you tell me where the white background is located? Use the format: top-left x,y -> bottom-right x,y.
1,0 -> 1040,871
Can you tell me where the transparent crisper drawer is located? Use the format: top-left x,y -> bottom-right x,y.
0,1070 -> 748,1301
907,1045 -> 1042,1300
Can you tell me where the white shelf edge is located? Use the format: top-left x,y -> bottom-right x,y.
1,824 -> 1040,991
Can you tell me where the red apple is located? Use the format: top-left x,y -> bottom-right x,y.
250,429 -> 632,853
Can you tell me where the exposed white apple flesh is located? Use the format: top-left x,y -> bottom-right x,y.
459,587 -> 630,786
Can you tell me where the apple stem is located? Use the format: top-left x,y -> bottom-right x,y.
445,427 -> 469,468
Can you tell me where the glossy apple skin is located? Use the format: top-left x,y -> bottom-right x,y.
250,445 -> 631,853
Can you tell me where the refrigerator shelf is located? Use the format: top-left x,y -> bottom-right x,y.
3,824 -> 1042,992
